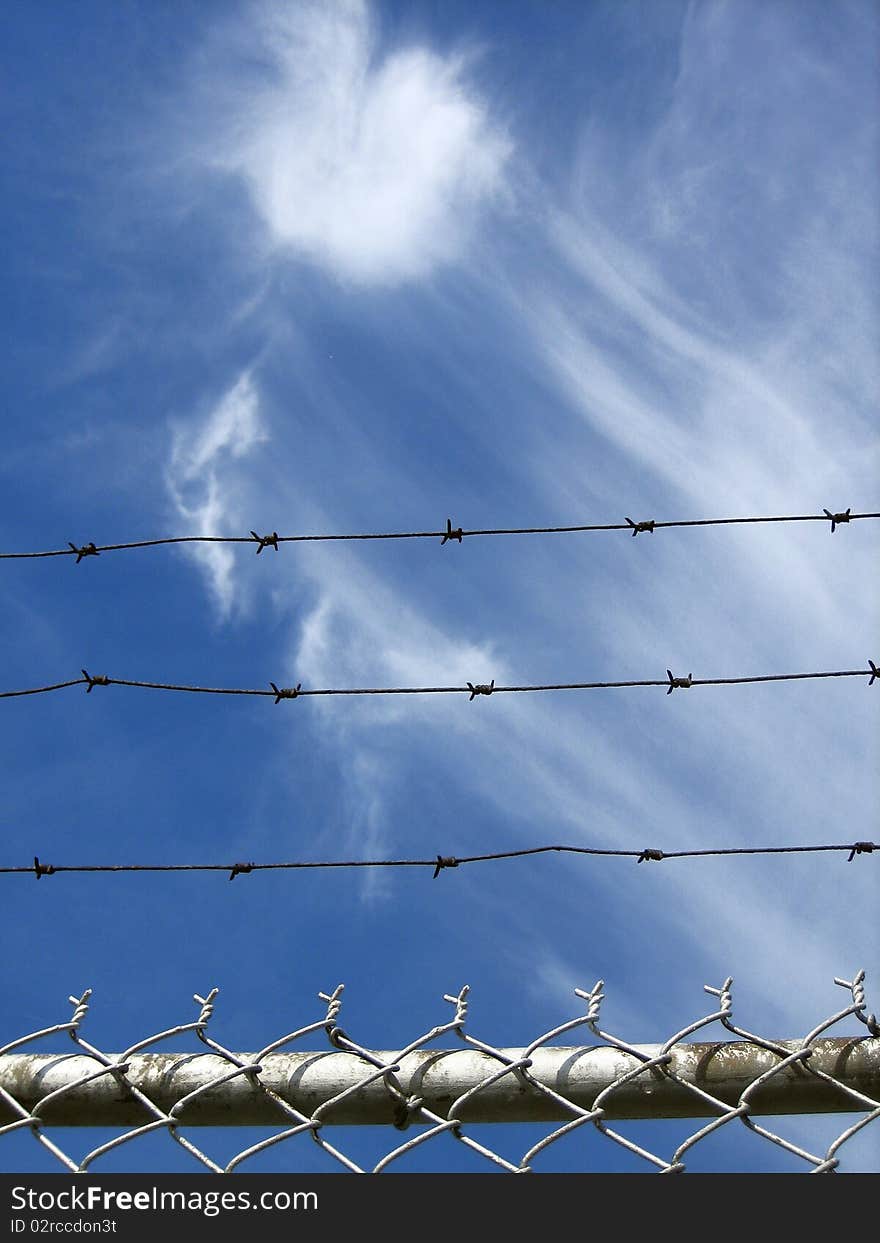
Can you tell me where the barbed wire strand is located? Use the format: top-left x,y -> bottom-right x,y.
1,664 -> 876,701
3,840 -> 876,878
2,509 -> 879,559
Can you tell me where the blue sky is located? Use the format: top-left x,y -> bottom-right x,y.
1,0 -> 878,1173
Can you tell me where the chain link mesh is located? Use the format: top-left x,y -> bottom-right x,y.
2,972 -> 878,1173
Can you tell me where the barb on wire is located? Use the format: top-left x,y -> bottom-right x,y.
2,838 -> 876,881
1,663 -> 876,703
68,542 -> 99,564
824,508 -> 851,532
847,842 -> 875,862
2,508 -> 878,560
81,669 -> 110,694
440,518 -> 463,545
250,531 -> 279,554
666,670 -> 692,694
270,682 -> 301,704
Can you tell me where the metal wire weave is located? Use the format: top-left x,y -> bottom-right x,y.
1,972 -> 877,1173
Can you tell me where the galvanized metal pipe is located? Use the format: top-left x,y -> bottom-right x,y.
2,1037 -> 877,1126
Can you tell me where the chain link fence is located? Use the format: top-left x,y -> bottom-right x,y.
2,972 -> 878,1173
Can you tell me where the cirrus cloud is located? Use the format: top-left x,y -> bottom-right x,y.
166,370 -> 266,617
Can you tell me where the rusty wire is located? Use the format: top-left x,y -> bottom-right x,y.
0,839 -> 876,881
0,973 -> 877,1173
1,662 -> 877,702
1,508 -> 878,560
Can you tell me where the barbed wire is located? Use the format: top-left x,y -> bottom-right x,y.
1,973 -> 877,1173
2,839 -> 875,881
2,508 -> 878,561
1,662 -> 878,703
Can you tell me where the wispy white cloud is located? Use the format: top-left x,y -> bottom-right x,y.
291,552 -> 499,721
531,208 -> 857,512
191,0 -> 511,285
166,370 -> 266,617
342,750 -> 394,903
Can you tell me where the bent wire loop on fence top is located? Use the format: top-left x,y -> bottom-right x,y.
2,508 -> 879,560
1,973 -> 877,1173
